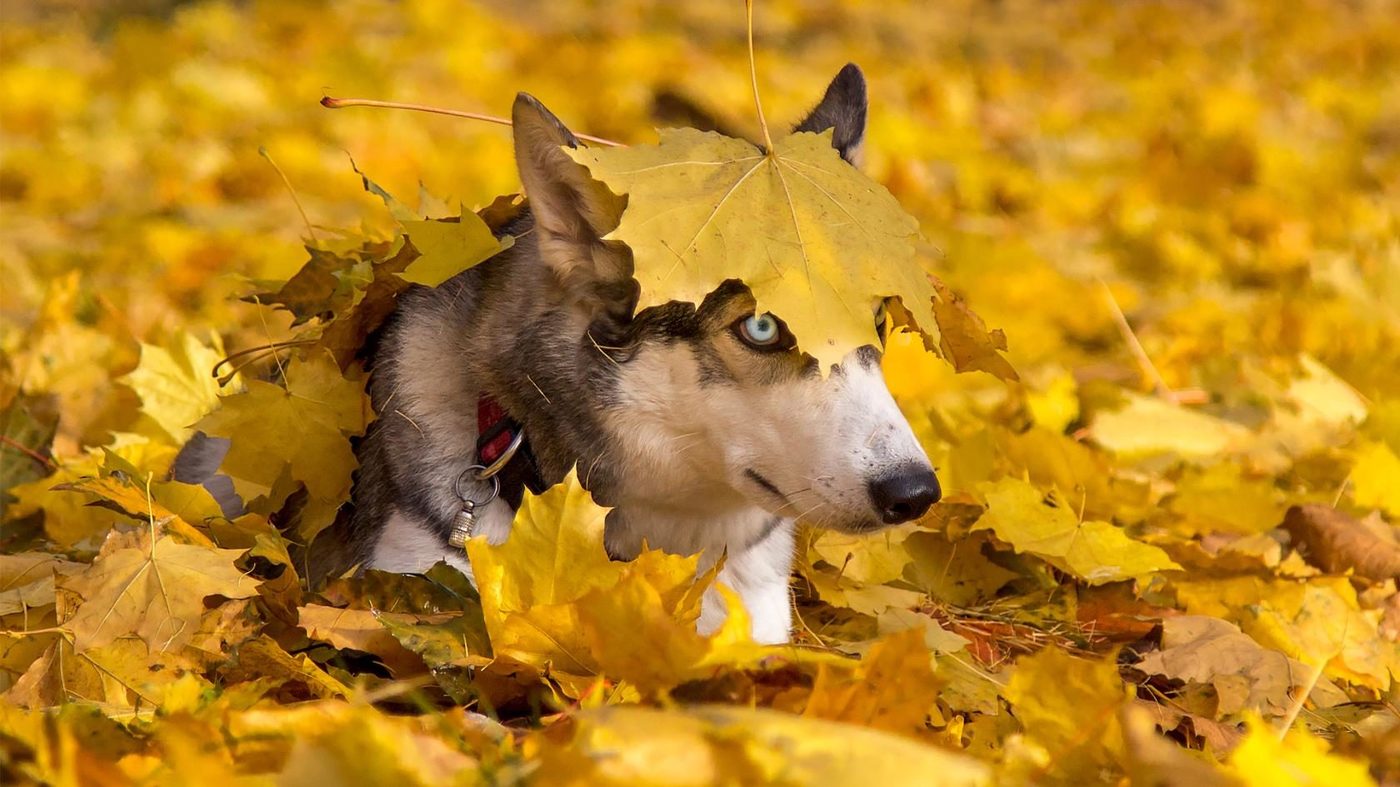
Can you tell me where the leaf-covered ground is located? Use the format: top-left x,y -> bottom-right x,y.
3,0 -> 1400,784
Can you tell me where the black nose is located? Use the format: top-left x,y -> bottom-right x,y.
867,464 -> 941,524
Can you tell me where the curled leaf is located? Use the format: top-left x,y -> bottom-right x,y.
1281,504 -> 1400,581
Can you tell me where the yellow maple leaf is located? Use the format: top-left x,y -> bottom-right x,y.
929,278 -> 1018,381
3,637 -> 194,711
803,627 -> 941,735
54,455 -> 223,546
569,128 -> 934,370
221,636 -> 349,700
466,470 -> 621,676
6,440 -> 181,548
470,473 -> 780,690
119,333 -> 236,444
297,604 -> 432,677
468,470 -> 620,612
0,553 -> 83,616
1226,713 -> 1376,786
810,524 -> 917,587
1004,647 -> 1132,782
1136,615 -> 1309,717
533,704 -> 991,786
399,211 -> 512,287
975,477 -> 1181,584
1172,575 -> 1398,690
195,352 -> 368,538
574,562 -> 711,694
60,529 -> 259,653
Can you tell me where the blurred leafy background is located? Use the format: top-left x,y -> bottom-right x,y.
3,0 -> 1400,784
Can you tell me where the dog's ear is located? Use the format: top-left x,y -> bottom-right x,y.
793,63 -> 867,165
513,93 -> 633,316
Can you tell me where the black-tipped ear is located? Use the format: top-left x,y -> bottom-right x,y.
512,93 -> 630,309
793,63 -> 867,165
512,93 -> 624,240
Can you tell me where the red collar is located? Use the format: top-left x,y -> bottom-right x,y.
476,393 -> 544,507
476,395 -> 517,467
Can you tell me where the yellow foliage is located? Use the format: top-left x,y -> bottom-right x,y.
196,352 -> 368,537
399,213 -> 510,286
60,527 -> 259,652
1226,714 -> 1377,787
532,705 -> 992,786
975,477 -> 1180,585
1005,647 -> 1133,782
120,333 -> 238,443
1351,441 -> 1400,517
2,0 -> 1397,782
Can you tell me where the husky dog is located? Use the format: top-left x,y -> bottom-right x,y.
314,64 -> 940,644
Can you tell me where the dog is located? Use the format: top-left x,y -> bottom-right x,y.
302,64 -> 941,644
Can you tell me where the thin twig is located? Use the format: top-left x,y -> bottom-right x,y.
212,339 -> 317,380
321,96 -> 623,148
1097,278 -> 1206,405
0,435 -> 53,470
259,146 -> 318,242
744,0 -> 775,152
1277,659 -> 1327,740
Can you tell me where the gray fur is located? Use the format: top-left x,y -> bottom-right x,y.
170,433 -> 241,519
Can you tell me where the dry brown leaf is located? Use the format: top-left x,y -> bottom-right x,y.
61,530 -> 260,653
297,603 -> 448,676
1137,615 -> 1311,717
1281,504 -> 1400,581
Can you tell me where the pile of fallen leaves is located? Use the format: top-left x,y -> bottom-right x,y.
4,0 -> 1400,784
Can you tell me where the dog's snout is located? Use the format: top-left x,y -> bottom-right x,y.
867,464 -> 941,524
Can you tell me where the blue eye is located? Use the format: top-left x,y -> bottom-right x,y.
738,313 -> 782,348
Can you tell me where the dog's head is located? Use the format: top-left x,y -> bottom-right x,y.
511,64 -> 940,533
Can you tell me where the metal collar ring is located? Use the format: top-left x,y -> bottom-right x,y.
454,465 -> 501,507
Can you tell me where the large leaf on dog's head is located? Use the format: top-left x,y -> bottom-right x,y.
568,128 -> 935,371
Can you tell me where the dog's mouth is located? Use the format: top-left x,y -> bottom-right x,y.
741,467 -> 888,533
743,468 -> 791,507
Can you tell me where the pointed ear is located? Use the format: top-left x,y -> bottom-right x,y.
513,93 -> 633,314
793,63 -> 867,165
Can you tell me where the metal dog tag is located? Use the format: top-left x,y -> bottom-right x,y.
449,463 -> 501,550
447,501 -> 477,549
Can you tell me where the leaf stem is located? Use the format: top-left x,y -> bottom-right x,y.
259,146 -> 318,243
1277,658 -> 1326,740
745,0 -> 774,153
0,435 -> 53,470
320,96 -> 624,148
211,339 -> 316,382
1097,278 -> 1207,405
